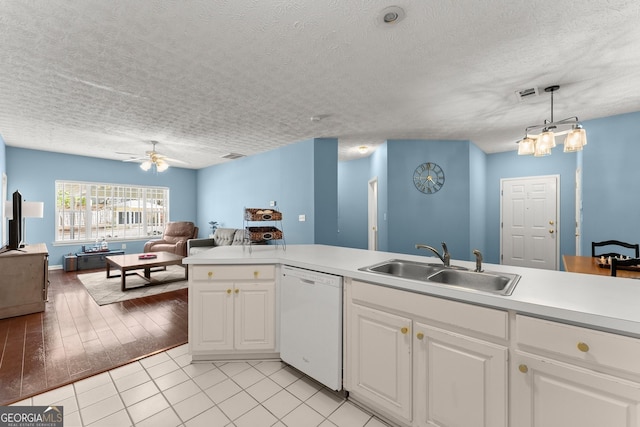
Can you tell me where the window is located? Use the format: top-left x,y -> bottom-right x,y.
55,181 -> 169,243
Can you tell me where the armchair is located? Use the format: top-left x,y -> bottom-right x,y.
144,221 -> 198,257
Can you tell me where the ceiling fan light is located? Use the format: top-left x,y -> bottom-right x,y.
156,161 -> 169,172
517,137 -> 535,155
140,161 -> 152,171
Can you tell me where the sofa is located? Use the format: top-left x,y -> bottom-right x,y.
143,221 -> 198,257
187,227 -> 247,256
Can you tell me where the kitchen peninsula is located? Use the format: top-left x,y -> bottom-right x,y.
184,244 -> 640,427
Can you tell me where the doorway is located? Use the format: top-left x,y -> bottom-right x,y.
501,175 -> 559,270
368,177 -> 378,251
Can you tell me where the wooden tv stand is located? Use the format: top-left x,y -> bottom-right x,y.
0,243 -> 49,319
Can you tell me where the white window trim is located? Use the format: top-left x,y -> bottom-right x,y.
55,180 -> 170,244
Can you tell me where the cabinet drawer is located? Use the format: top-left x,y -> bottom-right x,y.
351,280 -> 508,340
516,315 -> 640,376
191,265 -> 275,281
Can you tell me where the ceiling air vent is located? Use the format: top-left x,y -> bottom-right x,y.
515,87 -> 539,102
221,152 -> 245,160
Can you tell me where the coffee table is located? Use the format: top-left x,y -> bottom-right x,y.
106,252 -> 187,291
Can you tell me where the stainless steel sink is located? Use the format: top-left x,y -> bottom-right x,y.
426,269 -> 520,296
359,259 -> 520,296
359,259 -> 445,280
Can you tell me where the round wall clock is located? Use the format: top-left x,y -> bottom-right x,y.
413,162 -> 445,194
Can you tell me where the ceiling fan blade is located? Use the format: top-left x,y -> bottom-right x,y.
122,157 -> 147,162
163,157 -> 188,164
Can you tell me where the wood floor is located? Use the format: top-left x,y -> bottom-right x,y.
0,268 -> 188,405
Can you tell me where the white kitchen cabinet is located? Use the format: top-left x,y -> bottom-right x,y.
348,303 -> 413,423
191,280 -> 234,351
512,352 -> 640,427
345,280 -> 508,427
512,315 -> 640,427
414,322 -> 507,427
234,281 -> 276,351
189,265 -> 276,360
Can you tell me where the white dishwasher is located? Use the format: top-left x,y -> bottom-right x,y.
280,265 -> 343,391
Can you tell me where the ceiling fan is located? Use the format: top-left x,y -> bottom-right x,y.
122,141 -> 186,172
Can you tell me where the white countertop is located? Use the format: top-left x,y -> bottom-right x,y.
185,244 -> 640,337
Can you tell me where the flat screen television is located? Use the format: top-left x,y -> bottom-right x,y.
7,190 -> 23,250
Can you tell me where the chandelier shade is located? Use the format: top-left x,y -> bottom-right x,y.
517,85 -> 587,156
564,125 -> 587,152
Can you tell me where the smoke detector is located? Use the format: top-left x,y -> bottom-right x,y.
378,6 -> 406,25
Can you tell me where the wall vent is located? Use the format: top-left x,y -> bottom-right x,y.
221,152 -> 245,160
515,87 -> 539,102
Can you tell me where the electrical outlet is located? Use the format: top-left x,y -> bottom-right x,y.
270,200 -> 277,207
299,214 -> 306,222
121,243 -> 127,249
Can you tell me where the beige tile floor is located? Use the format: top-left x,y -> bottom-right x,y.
12,344 -> 391,427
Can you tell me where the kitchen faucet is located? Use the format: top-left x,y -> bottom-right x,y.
416,242 -> 450,267
472,249 -> 483,272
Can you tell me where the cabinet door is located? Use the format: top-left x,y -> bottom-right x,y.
190,282 -> 234,351
234,281 -> 276,351
347,303 -> 412,423
512,351 -> 640,427
414,323 -> 507,427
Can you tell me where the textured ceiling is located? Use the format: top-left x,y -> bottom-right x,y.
1,1 -> 639,169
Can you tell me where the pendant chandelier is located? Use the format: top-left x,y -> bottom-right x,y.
517,85 -> 587,156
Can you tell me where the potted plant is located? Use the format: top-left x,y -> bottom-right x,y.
208,221 -> 219,238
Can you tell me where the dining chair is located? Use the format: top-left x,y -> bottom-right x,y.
610,257 -> 640,277
591,240 -> 640,259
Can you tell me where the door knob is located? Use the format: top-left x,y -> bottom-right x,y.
400,327 -> 409,334
518,364 -> 529,373
549,220 -> 555,225
549,229 -> 554,234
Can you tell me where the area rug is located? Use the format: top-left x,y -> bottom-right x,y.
78,265 -> 188,306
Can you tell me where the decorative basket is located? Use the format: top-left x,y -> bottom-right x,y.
246,226 -> 283,241
244,208 -> 282,221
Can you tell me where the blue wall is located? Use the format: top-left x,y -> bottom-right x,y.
387,139 -> 472,258
5,147 -> 197,267
337,139 -> 477,260
335,111 -> 640,267
4,110 -> 639,271
0,134 -> 5,176
195,138 -> 339,245
485,147 -> 577,264
581,111 -> 640,251
337,157 -> 369,249
370,143 -> 389,251
0,134 -> 5,245
469,143 -> 487,253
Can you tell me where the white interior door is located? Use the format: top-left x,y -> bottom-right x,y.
501,176 -> 559,270
368,177 -> 378,251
